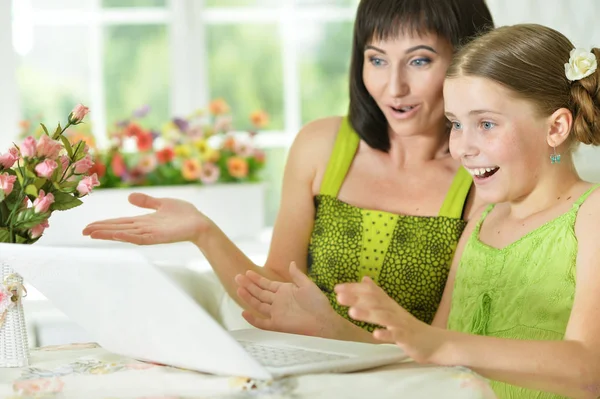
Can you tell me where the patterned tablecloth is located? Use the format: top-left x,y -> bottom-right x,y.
0,343 -> 498,399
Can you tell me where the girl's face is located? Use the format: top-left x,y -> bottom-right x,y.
363,31 -> 453,137
444,76 -> 552,204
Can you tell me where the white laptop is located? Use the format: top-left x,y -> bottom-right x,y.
0,243 -> 407,380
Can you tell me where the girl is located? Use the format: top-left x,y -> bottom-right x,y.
336,24 -> 600,398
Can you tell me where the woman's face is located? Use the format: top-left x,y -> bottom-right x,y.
362,31 -> 453,137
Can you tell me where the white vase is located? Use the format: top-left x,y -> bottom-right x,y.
0,262 -> 29,367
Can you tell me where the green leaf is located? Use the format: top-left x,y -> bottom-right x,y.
15,169 -> 24,185
60,136 -> 74,158
40,123 -> 49,136
50,191 -> 83,211
53,123 -> 62,140
34,178 -> 46,190
0,190 -> 4,202
25,184 -> 38,197
0,228 -> 10,242
13,210 -> 49,230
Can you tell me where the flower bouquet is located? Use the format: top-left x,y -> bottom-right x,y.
0,104 -> 99,367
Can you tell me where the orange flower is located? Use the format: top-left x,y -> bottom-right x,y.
249,110 -> 269,128
181,158 -> 202,181
19,120 -> 31,131
222,135 -> 236,151
227,157 -> 248,179
209,98 -> 230,115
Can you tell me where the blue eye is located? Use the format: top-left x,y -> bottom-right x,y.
410,57 -> 431,67
369,56 -> 385,67
450,121 -> 462,130
481,121 -> 496,130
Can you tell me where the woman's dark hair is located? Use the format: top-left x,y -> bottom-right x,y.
348,0 -> 495,151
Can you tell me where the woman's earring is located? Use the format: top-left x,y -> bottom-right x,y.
550,146 -> 561,164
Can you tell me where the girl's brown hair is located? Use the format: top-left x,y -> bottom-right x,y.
447,24 -> 600,147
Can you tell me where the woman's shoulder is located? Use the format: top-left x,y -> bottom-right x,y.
288,116 -> 344,166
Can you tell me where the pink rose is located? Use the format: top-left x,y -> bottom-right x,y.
76,173 -> 100,195
69,104 -> 90,124
36,134 -> 63,159
30,219 -> 49,239
59,155 -> 70,173
0,147 -> 19,169
73,154 -> 94,174
33,190 -> 55,213
34,159 -> 58,178
0,173 -> 17,196
20,136 -> 37,158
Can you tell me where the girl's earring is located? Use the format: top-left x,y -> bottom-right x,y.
550,146 -> 561,164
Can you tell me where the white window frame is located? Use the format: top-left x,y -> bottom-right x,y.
5,0 -> 358,150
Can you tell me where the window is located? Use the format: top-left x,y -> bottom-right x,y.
7,0 -> 359,225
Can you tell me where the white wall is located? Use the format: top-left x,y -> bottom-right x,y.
486,0 -> 600,181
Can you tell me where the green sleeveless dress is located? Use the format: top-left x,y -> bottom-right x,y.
307,117 -> 473,331
447,184 -> 600,399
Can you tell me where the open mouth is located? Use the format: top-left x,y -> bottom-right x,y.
467,167 -> 500,180
391,105 -> 417,113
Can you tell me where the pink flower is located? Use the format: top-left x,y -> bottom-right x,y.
20,136 -> 37,158
76,173 -> 100,196
73,154 -> 94,174
34,159 -> 58,178
0,173 -> 17,196
33,190 -> 55,213
136,154 -> 157,174
30,219 -> 49,239
69,104 -> 90,124
0,284 -> 14,314
36,134 -> 63,159
13,377 -> 64,395
234,139 -> 254,157
199,162 -> 220,184
59,155 -> 70,173
0,147 -> 19,169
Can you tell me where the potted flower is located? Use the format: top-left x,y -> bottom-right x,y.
0,105 -> 98,367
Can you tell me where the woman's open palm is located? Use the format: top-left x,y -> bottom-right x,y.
82,193 -> 210,245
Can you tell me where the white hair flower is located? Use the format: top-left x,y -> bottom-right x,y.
565,48 -> 597,81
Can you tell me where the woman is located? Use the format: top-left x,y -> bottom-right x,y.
84,0 -> 494,342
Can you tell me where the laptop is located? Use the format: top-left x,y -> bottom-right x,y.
0,243 -> 407,380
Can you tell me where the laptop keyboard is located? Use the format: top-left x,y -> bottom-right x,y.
238,341 -> 351,368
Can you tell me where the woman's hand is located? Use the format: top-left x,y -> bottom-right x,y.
335,277 -> 446,363
235,262 -> 341,338
82,193 -> 213,246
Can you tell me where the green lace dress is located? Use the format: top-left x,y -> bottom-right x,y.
307,117 -> 473,331
447,184 -> 600,399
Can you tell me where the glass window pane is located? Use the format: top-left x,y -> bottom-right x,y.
299,21 -> 353,124
262,147 -> 287,226
104,24 -> 169,130
16,26 -> 91,130
205,0 -> 279,7
102,0 -> 166,7
30,0 -> 92,9
206,24 -> 284,131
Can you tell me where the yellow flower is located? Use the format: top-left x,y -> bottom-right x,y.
194,139 -> 209,155
181,158 -> 202,181
203,148 -> 220,163
174,144 -> 192,158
